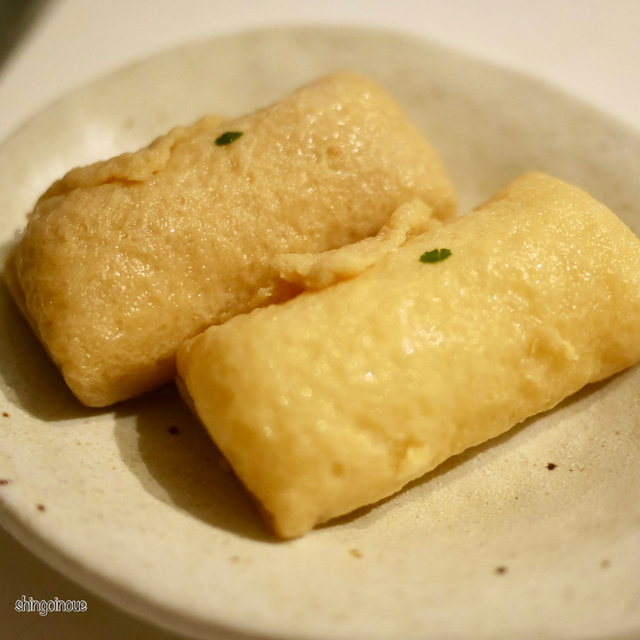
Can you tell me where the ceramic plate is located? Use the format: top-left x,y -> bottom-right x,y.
1,26 -> 640,640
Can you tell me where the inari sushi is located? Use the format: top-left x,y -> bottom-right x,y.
177,173 -> 640,538
5,72 -> 456,406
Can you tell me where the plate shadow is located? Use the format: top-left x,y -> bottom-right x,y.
0,277 -> 95,421
113,384 -> 275,543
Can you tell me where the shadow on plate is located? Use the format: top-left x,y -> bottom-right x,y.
0,277 -> 95,421
113,384 -> 276,543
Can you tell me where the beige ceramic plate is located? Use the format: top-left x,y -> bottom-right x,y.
1,26 -> 640,640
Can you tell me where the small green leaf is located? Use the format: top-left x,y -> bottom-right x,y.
419,248 -> 452,263
215,131 -> 243,146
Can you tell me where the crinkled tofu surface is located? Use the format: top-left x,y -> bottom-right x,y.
177,173 -> 640,538
6,72 -> 456,406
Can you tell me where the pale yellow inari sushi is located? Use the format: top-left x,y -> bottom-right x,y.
4,72 -> 457,407
177,172 -> 640,538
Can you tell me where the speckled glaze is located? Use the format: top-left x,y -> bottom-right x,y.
1,26 -> 640,640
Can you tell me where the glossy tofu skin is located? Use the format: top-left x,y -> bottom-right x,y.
177,173 -> 640,538
5,73 -> 456,406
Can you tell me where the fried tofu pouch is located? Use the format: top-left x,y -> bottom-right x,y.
4,73 -> 456,407
176,173 -> 640,538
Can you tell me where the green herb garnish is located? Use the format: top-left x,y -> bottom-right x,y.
419,248 -> 452,263
215,131 -> 243,146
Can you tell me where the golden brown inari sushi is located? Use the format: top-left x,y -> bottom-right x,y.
5,72 -> 457,407
177,173 -> 640,538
